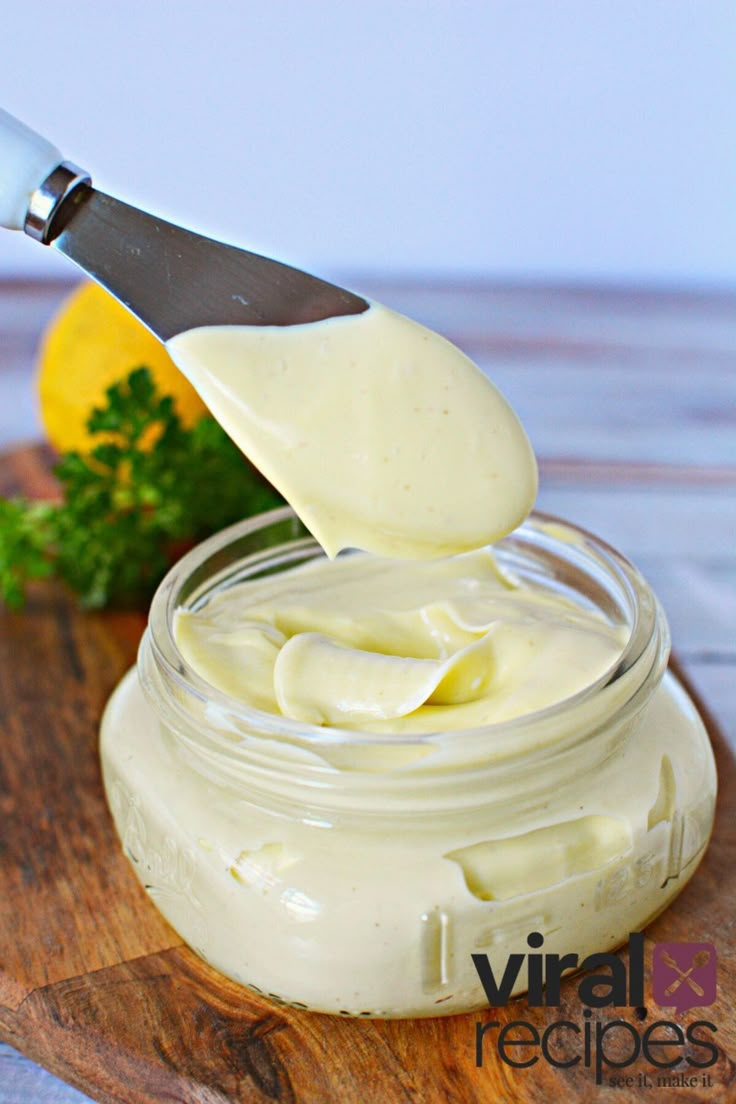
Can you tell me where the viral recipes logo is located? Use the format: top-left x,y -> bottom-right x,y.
473,933 -> 719,1087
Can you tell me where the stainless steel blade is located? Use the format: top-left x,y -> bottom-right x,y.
50,186 -> 368,340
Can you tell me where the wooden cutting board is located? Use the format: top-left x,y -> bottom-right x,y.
0,444 -> 734,1104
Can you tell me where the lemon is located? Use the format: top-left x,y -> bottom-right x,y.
38,281 -> 206,453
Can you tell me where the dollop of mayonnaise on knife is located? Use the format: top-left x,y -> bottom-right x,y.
167,302 -> 537,558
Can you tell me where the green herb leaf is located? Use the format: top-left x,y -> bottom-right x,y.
0,368 -> 283,609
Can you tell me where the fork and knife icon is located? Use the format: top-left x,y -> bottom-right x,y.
660,948 -> 712,998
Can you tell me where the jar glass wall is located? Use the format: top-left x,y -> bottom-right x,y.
100,509 -> 716,1018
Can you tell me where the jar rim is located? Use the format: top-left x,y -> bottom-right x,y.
142,507 -> 669,767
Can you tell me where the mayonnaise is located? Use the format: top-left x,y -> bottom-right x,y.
174,547 -> 628,734
166,303 -> 537,559
97,299 -> 716,1019
165,303 -> 623,736
100,515 -> 717,1018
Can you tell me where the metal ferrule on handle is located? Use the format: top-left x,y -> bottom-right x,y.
25,161 -> 91,243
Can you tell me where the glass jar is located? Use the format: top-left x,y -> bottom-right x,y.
99,508 -> 716,1018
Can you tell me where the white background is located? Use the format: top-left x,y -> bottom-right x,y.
0,0 -> 734,287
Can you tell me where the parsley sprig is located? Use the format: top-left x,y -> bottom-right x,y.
0,367 -> 283,609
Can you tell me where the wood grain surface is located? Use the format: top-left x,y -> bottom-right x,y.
0,444 -> 734,1104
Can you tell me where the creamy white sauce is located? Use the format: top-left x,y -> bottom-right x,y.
100,666 -> 716,1016
167,303 -> 537,559
98,293 -> 716,1017
174,548 -> 627,734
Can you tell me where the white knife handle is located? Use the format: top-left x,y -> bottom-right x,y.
0,108 -> 63,230
0,108 -> 91,242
